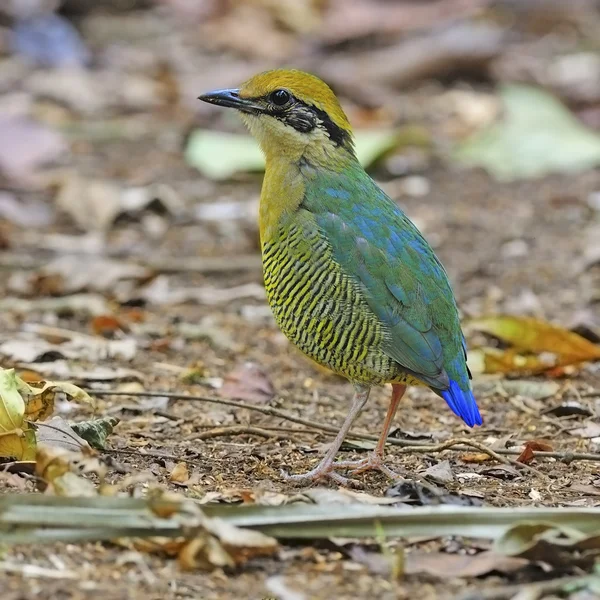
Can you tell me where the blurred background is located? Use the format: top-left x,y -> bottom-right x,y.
0,0 -> 599,392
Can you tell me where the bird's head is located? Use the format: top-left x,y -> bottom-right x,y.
198,69 -> 355,165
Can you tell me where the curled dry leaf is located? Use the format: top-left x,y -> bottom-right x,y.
19,378 -> 95,421
35,444 -> 106,496
467,315 -> 600,375
169,462 -> 190,485
517,440 -> 554,465
461,453 -> 493,463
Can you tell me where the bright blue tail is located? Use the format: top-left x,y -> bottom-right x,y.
441,379 -> 482,427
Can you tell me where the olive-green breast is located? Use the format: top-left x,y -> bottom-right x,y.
262,210 -> 409,385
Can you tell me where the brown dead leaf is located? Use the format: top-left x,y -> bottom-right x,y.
461,453 -> 493,463
169,462 -> 190,485
204,518 -> 279,566
179,534 -> 234,570
219,362 -> 275,404
91,315 -> 127,338
517,440 -> 554,464
36,444 -> 105,496
468,316 -> 600,375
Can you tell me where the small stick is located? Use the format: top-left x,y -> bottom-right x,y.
187,425 -> 294,441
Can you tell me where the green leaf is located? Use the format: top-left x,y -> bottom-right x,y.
185,129 -> 398,180
454,84 -> 600,181
71,416 -> 119,450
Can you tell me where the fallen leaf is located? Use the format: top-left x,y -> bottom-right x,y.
34,255 -> 152,295
56,173 -> 183,232
219,362 -> 275,404
71,417 -> 120,450
495,521 -> 600,567
90,315 -> 126,338
20,378 -> 95,417
0,117 -> 67,186
424,460 -> 455,485
0,368 -> 36,460
170,462 -> 190,485
467,315 -> 600,375
36,416 -> 90,452
0,191 -> 54,228
461,453 -> 493,463
517,440 -> 554,465
570,422 -> 600,439
405,549 -> 528,578
36,444 -> 106,495
455,84 -> 600,181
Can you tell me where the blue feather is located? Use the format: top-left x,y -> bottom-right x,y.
441,380 -> 482,427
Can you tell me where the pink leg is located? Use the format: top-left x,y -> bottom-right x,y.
281,384 -> 371,485
336,383 -> 407,479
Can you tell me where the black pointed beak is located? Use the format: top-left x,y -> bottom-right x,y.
197,88 -> 263,113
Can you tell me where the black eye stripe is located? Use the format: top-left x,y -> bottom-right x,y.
252,92 -> 352,149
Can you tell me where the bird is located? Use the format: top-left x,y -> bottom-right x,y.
198,69 -> 482,485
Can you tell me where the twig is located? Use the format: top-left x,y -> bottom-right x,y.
87,390 -> 600,465
187,425 -> 294,441
103,447 -> 202,466
394,438 -> 548,479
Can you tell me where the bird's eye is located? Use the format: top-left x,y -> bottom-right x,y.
269,89 -> 291,106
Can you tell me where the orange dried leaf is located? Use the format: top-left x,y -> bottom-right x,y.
169,462 -> 190,484
461,453 -> 493,463
470,316 -> 600,363
91,315 -> 124,337
517,440 -> 553,464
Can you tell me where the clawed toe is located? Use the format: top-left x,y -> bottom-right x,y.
281,452 -> 403,486
280,466 -> 359,487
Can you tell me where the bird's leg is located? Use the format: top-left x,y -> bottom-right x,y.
281,384 -> 370,485
335,383 -> 406,479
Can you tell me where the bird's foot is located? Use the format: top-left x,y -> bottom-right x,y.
334,452 -> 403,480
281,452 -> 403,486
280,463 -> 361,487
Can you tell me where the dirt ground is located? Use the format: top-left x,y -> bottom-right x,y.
1,2 -> 600,599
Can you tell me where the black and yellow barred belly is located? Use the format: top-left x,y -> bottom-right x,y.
262,219 -> 409,385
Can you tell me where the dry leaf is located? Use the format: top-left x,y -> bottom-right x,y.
37,416 -> 90,452
36,444 -> 106,496
219,362 -> 275,404
461,453 -> 493,463
169,462 -> 190,485
517,440 -> 554,465
468,316 -> 600,375
20,378 -> 95,420
405,549 -> 528,578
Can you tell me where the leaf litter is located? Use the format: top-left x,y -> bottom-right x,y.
2,1 -> 600,599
